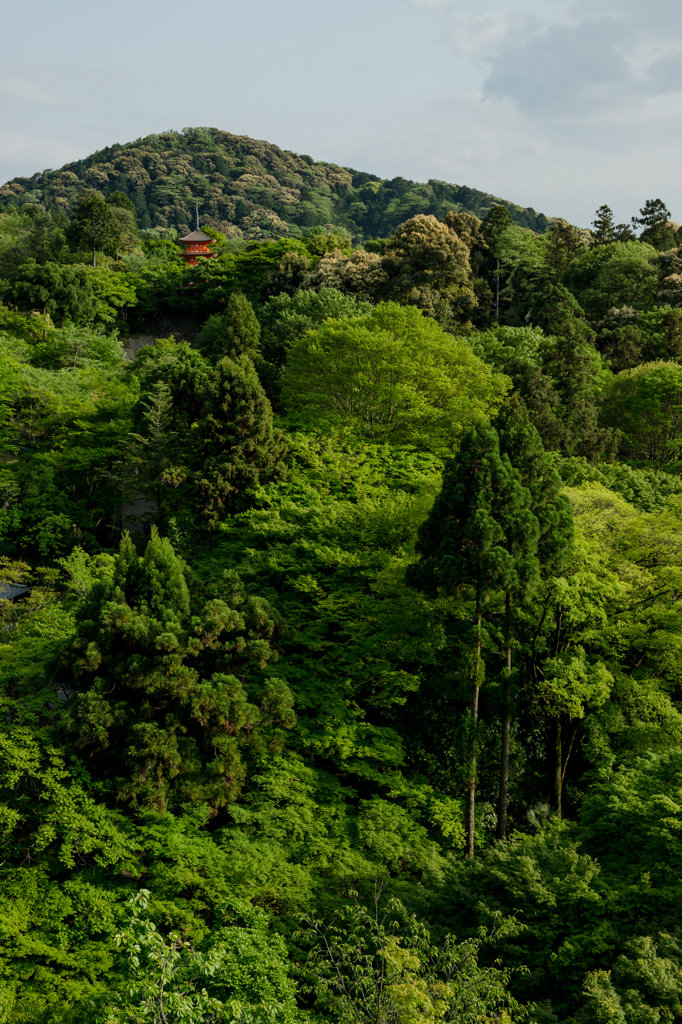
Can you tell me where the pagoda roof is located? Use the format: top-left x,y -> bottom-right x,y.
178,229 -> 214,243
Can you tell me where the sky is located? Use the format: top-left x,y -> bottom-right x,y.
1,0 -> 681,227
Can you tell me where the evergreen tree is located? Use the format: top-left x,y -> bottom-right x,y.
494,398 -> 574,834
530,284 -> 617,460
632,198 -> 677,251
191,354 -> 287,524
66,189 -> 121,267
482,206 -> 514,319
62,529 -> 295,811
131,340 -> 286,525
482,205 -> 514,249
544,219 -> 586,280
4,260 -> 97,326
197,292 -> 261,362
503,358 -> 565,453
125,382 -> 179,527
407,422 -> 531,857
591,205 -> 616,246
382,214 -> 477,327
24,205 -> 67,264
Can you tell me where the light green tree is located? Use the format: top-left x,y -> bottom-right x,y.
283,302 -> 509,452
600,361 -> 682,463
101,889 -> 305,1024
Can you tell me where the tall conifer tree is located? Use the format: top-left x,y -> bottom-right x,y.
494,398 -> 574,836
407,422 -> 527,857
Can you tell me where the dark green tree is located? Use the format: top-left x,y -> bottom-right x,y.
4,260 -> 97,326
106,191 -> 136,214
494,399 -> 573,837
544,219 -> 586,280
614,221 -> 637,242
62,529 -> 295,811
482,205 -> 513,249
106,191 -> 137,254
407,422 -> 531,857
482,206 -> 514,319
632,198 -> 677,251
443,210 -> 494,323
191,355 -> 287,525
591,205 -> 616,246
124,382 -> 179,528
382,214 -> 477,327
590,206 -> 636,247
131,339 -> 286,526
503,359 -> 565,453
529,284 -> 616,460
67,189 -> 121,267
24,205 -> 67,265
196,292 -> 261,362
549,335 -> 616,461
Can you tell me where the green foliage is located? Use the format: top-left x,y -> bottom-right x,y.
382,214 -> 477,327
130,339 -> 286,525
559,456 -> 682,512
0,129 -> 549,242
258,287 -> 371,367
543,219 -> 587,281
0,723 -> 129,871
407,421 -> 533,603
60,530 -> 295,811
67,190 -> 123,267
468,316 -> 615,461
101,889 -> 306,1024
189,354 -> 287,523
562,241 -> 659,317
632,198 -> 678,252
601,360 -> 682,463
303,890 -> 524,1024
5,125 -> 682,1024
196,292 -> 261,362
3,260 -> 98,326
283,302 -> 508,451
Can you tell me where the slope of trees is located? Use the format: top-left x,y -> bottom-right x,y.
4,147 -> 682,1024
0,127 -> 549,242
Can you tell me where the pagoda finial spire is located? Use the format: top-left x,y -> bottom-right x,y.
195,202 -> 200,231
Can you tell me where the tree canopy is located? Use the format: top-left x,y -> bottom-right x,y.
283,301 -> 509,450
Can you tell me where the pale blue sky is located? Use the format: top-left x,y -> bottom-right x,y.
2,0 -> 681,227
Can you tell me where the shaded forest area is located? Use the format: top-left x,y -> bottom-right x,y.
2,133 -> 682,1024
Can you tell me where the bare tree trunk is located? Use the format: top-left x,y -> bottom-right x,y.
467,596 -> 482,860
93,239 -> 97,269
497,591 -> 511,840
554,717 -> 562,819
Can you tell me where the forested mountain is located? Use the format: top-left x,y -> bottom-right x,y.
3,146 -> 682,1024
0,125 -> 549,241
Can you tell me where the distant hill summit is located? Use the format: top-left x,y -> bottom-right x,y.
0,126 -> 549,241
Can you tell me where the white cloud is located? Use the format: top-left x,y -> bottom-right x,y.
476,0 -> 682,118
448,11 -> 538,59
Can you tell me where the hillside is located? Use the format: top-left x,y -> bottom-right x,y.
0,125 -> 549,241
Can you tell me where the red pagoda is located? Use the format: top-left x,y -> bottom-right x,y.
177,204 -> 218,267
